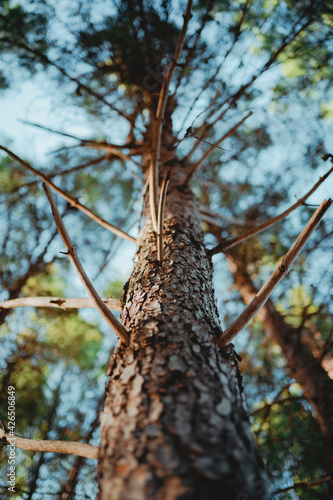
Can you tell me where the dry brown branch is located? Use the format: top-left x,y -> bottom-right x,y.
138,176 -> 150,232
15,41 -> 128,119
184,17 -> 312,161
182,112 -> 252,185
3,155 -> 108,196
209,162 -> 333,257
219,199 -> 332,347
18,119 -> 90,142
0,420 -> 98,460
0,146 -> 136,244
200,207 -> 255,227
80,142 -> 141,166
149,0 -> 193,231
157,171 -> 171,263
42,183 -> 129,344
19,120 -> 140,164
0,296 -> 122,311
272,476 -> 332,496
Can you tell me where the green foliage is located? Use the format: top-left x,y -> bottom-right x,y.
41,312 -> 103,370
76,1 -> 182,93
0,157 -> 27,193
0,1 -> 49,74
242,331 -> 331,498
321,101 -> 333,121
104,279 -> 125,299
22,266 -> 65,298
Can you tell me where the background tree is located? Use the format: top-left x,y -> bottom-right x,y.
0,0 -> 332,498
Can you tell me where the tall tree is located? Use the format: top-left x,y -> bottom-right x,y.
1,0 -> 333,498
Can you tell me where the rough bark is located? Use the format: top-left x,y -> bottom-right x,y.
98,167 -> 269,500
226,250 -> 333,437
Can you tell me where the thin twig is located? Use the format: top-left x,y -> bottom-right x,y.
173,85 -> 221,148
138,176 -> 150,232
0,297 -> 122,311
18,119 -> 89,142
15,41 -> 128,119
19,121 -> 139,164
0,420 -> 98,460
157,171 -> 171,263
0,146 -> 136,244
272,476 -> 332,496
2,155 -> 108,196
183,18 -> 312,163
79,142 -> 141,166
182,112 -> 252,185
209,162 -> 333,257
149,0 -> 193,231
200,207 -> 256,227
42,183 -> 129,344
219,199 -> 332,347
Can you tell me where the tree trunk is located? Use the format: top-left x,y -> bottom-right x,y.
226,249 -> 333,437
98,166 -> 269,499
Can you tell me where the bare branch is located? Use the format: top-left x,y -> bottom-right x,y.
219,199 -> 332,347
19,119 -> 141,164
182,112 -> 252,185
2,155 -> 108,196
200,207 -> 257,227
0,146 -> 136,244
156,0 -> 193,123
0,420 -> 98,460
15,41 -> 128,119
209,162 -> 333,257
80,142 -> 140,165
0,296 -> 122,311
149,0 -> 193,231
18,119 -> 89,142
138,176 -> 150,232
176,0 -> 250,138
42,183 -> 129,344
185,17 -> 313,159
157,171 -> 171,264
272,476 -> 332,496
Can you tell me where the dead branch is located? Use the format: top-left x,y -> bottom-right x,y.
0,420 -> 98,460
185,17 -> 313,160
15,41 -> 128,119
79,142 -> 141,165
138,176 -> 150,232
3,155 -> 108,196
182,112 -> 252,185
272,476 -> 332,496
18,119 -> 90,142
200,207 -> 256,227
209,162 -> 333,257
0,296 -> 122,311
42,183 -> 129,344
176,0 -> 250,138
157,171 -> 171,263
219,199 -> 332,347
149,0 -> 193,231
0,146 -> 136,244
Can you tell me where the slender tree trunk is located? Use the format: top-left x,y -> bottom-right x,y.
98,166 -> 269,499
226,249 -> 333,437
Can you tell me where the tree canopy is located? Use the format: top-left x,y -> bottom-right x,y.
0,0 -> 332,498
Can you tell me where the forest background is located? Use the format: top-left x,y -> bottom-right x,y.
0,0 -> 332,498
